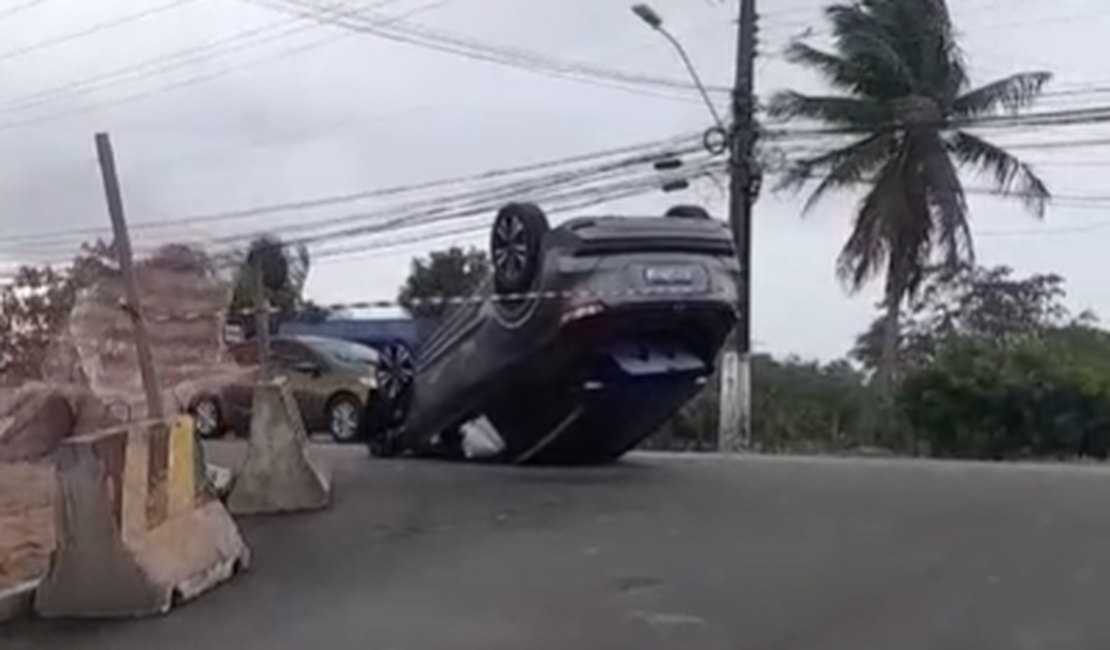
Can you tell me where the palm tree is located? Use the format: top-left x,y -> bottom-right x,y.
768,0 -> 1051,393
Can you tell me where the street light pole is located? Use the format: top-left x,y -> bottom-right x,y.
632,1 -> 758,452
631,4 -> 727,134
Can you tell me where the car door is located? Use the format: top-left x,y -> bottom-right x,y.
270,339 -> 328,430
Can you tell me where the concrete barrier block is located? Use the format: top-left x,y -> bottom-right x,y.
33,417 -> 249,618
226,378 -> 331,515
0,580 -> 39,623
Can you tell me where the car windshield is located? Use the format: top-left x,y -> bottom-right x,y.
307,338 -> 379,366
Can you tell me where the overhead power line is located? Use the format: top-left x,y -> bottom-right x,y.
0,0 -> 453,131
245,148 -> 716,254
1,131 -> 703,250
128,139 -> 710,262
760,102 -> 1110,143
0,0 -> 200,64
248,0 -> 731,99
0,0 -> 50,22
308,166 -> 721,264
0,16 -> 312,116
7,0 -> 1110,138
0,152 -> 721,277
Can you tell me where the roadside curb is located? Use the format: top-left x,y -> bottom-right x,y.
0,579 -> 39,623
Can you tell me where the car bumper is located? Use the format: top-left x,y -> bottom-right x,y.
558,298 -> 737,363
479,302 -> 733,464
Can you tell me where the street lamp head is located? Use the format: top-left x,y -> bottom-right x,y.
631,3 -> 663,29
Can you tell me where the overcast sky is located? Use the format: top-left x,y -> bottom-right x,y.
0,0 -> 1107,360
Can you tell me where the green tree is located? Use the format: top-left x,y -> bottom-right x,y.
227,234 -> 314,335
890,267 -> 1110,460
0,265 -> 75,380
398,246 -> 490,321
0,240 -> 116,381
898,329 -> 1110,460
852,264 -> 1084,375
769,0 -> 1051,395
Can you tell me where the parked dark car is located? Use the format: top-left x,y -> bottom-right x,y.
187,335 -> 380,443
365,202 -> 740,465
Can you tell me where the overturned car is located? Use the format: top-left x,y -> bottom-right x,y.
364,202 -> 740,465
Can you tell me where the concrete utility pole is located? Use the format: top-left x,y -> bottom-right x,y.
95,132 -> 164,422
719,0 -> 758,453
631,0 -> 759,452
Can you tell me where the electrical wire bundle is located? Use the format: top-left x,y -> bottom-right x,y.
0,130 -> 719,278
247,0 -> 731,102
5,0 -> 1110,276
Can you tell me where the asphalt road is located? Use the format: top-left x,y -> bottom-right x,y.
5,447 -> 1110,650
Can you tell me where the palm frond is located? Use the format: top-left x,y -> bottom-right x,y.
781,42 -> 865,94
925,0 -> 969,103
836,151 -> 905,291
953,72 -> 1052,118
837,141 -> 932,298
777,132 -> 896,212
837,205 -> 886,292
884,145 -> 933,299
825,4 -> 917,97
919,133 -> 972,269
948,131 -> 1050,217
875,0 -> 966,102
766,91 -> 889,127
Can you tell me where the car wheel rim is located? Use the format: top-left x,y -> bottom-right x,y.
377,344 -> 415,400
331,402 -> 359,440
195,401 -> 218,435
492,213 -> 528,283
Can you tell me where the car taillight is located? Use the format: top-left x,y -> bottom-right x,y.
561,302 -> 605,325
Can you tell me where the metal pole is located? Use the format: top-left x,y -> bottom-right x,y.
719,0 -> 757,452
95,132 -> 164,422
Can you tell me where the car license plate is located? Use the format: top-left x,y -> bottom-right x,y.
643,265 -> 697,287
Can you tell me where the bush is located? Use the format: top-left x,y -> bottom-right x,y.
897,329 -> 1110,460
750,355 -> 871,452
649,354 -> 872,453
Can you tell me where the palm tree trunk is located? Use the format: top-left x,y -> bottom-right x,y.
875,278 -> 903,448
879,288 -> 901,396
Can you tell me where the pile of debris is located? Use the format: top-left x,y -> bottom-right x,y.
67,243 -> 237,419
0,383 -> 120,462
1,243 -> 245,462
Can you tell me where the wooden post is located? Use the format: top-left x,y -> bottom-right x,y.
95,132 -> 163,421
253,259 -> 272,378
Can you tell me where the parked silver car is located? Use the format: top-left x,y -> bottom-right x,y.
189,335 -> 380,443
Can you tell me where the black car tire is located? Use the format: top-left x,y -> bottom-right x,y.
190,395 -> 224,439
366,383 -> 413,458
326,392 -> 363,444
491,202 -> 550,295
377,342 -> 416,402
664,204 -> 711,219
